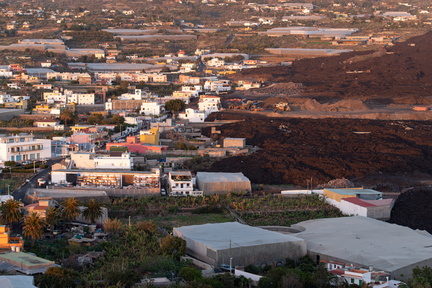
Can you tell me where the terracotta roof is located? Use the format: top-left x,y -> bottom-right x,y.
342,197 -> 376,207
329,269 -> 344,276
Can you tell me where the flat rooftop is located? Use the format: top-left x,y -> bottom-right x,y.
196,172 -> 250,183
174,222 -> 304,250
325,188 -> 382,196
293,216 -> 432,272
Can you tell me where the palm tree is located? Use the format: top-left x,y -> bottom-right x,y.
22,212 -> 45,247
45,207 -> 60,231
82,199 -> 103,224
61,198 -> 80,223
0,199 -> 22,226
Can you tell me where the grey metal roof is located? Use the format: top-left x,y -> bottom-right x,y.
196,172 -> 250,183
293,216 -> 432,272
174,222 -> 305,250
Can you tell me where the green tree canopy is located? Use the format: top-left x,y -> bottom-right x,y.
82,199 -> 103,224
22,212 -> 45,246
61,198 -> 80,222
165,99 -> 186,114
0,199 -> 22,226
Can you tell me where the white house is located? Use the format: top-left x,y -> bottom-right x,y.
0,134 -> 52,163
34,119 -> 60,127
204,80 -> 232,93
198,95 -> 221,114
140,101 -> 165,116
0,94 -> 15,104
178,108 -> 206,122
181,85 -> 202,97
206,58 -> 225,67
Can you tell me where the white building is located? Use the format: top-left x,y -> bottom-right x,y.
198,95 -> 221,114
118,89 -> 149,101
140,101 -> 165,116
181,85 -> 202,97
204,80 -> 232,93
178,108 -> 206,122
168,171 -> 193,196
0,134 -> 51,163
70,152 -> 133,170
68,93 -> 95,105
0,94 -> 15,104
206,58 -> 225,67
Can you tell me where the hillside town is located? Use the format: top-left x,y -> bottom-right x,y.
0,0 -> 431,287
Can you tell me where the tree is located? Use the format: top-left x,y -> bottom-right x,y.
179,267 -> 203,282
103,218 -> 123,234
0,199 -> 22,226
45,207 -> 60,231
165,99 -> 186,115
110,114 -> 125,125
35,267 -> 77,288
4,161 -> 17,168
59,110 -> 76,126
22,212 -> 45,247
82,199 -> 103,224
159,235 -> 186,259
88,113 -> 105,125
61,198 -> 80,222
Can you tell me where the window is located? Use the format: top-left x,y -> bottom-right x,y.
351,279 -> 354,284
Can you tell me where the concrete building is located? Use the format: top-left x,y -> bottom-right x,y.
0,252 -> 55,274
293,216 -> 432,280
178,108 -> 206,122
223,138 -> 246,148
167,171 -> 193,196
196,172 -> 251,194
0,226 -> 23,251
324,188 -> 382,202
51,168 -> 160,190
198,95 -> 221,114
323,188 -> 392,220
173,222 -> 307,268
140,128 -> 159,145
0,134 -> 51,163
70,151 -> 133,170
140,101 -> 165,116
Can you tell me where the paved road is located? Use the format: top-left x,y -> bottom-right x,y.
13,158 -> 62,204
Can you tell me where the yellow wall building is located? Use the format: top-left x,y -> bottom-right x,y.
140,128 -> 159,145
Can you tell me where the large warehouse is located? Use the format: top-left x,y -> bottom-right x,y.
173,222 -> 306,268
195,172 -> 251,194
292,216 -> 432,280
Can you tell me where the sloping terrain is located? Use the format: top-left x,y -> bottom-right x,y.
230,31 -> 432,104
389,187 -> 432,233
205,112 -> 432,189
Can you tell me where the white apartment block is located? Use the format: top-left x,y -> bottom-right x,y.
140,101 -> 165,116
68,93 -> 95,105
94,72 -> 167,83
44,90 -> 95,104
0,134 -> 51,163
198,95 -> 221,114
46,72 -> 91,81
168,171 -> 194,196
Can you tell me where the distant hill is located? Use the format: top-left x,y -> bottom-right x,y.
232,31 -> 432,103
